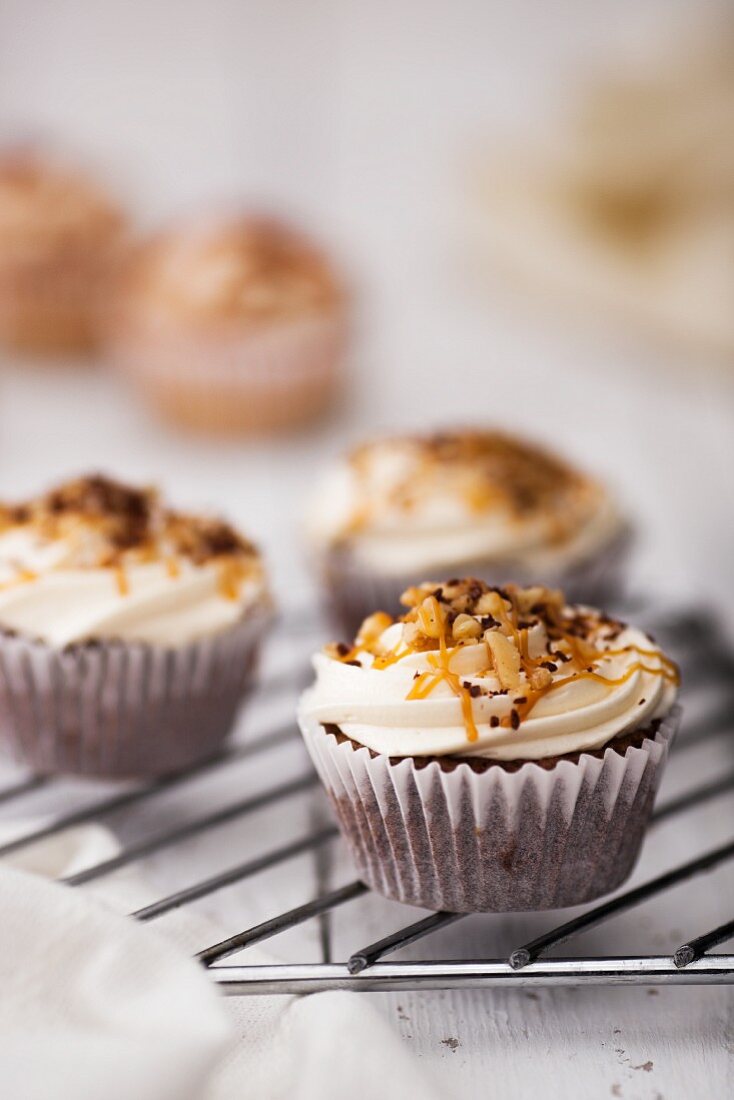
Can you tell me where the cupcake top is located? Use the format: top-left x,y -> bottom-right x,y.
301,578 -> 679,761
119,216 -> 341,327
305,429 -> 624,576
0,151 -> 124,250
0,475 -> 270,647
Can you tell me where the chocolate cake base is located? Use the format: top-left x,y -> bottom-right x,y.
0,608 -> 270,778
300,707 -> 679,913
323,721 -> 659,773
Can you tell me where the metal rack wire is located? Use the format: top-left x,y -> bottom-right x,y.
0,603 -> 732,994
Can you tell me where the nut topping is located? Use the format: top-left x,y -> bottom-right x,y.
0,475 -> 259,572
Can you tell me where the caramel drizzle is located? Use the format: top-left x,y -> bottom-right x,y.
217,559 -> 248,601
512,659 -> 679,725
334,592 -> 680,741
0,568 -> 38,591
372,648 -> 406,670
0,546 -> 251,604
598,645 -> 680,680
114,566 -> 129,596
322,612 -> 395,667
362,612 -> 398,668
405,596 -> 480,742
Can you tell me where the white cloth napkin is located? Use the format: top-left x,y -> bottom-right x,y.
0,823 -> 441,1100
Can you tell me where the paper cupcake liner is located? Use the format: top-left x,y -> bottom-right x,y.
318,527 -> 633,636
299,705 -> 680,912
0,243 -> 121,354
0,607 -> 271,779
109,310 -> 347,434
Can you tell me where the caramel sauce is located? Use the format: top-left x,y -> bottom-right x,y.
598,645 -> 680,681
578,662 -> 679,688
371,648 -> 406,670
217,559 -> 246,601
492,589 -> 535,663
343,503 -> 371,538
563,633 -> 599,670
330,611 -> 404,668
512,658 -> 679,726
359,612 -> 398,668
330,591 -> 679,744
404,596 -> 481,742
463,480 -> 497,513
0,568 -> 38,591
139,541 -> 158,564
114,566 -> 129,596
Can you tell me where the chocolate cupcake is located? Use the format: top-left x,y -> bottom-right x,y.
0,150 -> 126,355
0,475 -> 272,777
305,429 -> 631,633
107,214 -> 347,435
298,579 -> 680,912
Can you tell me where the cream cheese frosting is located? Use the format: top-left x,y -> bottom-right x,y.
300,579 -> 678,761
0,475 -> 269,648
306,431 -> 624,577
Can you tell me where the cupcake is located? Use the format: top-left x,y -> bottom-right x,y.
305,429 -> 631,633
299,579 -> 680,912
0,150 -> 126,355
0,475 -> 272,777
107,215 -> 347,434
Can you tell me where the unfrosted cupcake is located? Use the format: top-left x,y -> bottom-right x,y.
0,150 -> 125,355
0,475 -> 272,777
299,579 -> 680,912
108,215 -> 347,434
306,429 -> 631,632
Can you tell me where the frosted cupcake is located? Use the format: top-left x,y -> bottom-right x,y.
108,215 -> 347,434
0,150 -> 125,355
306,429 -> 631,632
299,579 -> 680,911
0,475 -> 272,777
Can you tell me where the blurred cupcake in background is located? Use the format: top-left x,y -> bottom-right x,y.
107,215 -> 348,434
0,149 -> 126,356
474,15 -> 734,360
305,429 -> 630,632
0,474 -> 272,777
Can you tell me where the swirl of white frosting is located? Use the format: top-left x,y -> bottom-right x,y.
306,434 -> 624,578
300,606 -> 678,762
0,490 -> 269,648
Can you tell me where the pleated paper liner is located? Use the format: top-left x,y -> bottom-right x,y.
109,310 -> 347,434
299,705 -> 680,913
0,605 -> 272,778
0,241 -> 122,355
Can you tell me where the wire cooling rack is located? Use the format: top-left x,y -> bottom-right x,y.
0,601 -> 732,995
